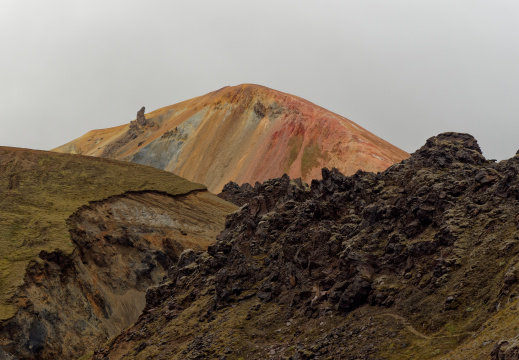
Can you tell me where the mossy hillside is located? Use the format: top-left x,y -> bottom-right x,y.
0,147 -> 205,320
89,277 -> 487,360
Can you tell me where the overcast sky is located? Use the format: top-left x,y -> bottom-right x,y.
1,1 -> 518,160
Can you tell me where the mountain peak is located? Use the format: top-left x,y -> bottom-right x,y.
54,85 -> 409,192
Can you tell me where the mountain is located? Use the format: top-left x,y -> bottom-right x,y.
88,133 -> 519,360
53,84 -> 409,193
0,147 -> 237,359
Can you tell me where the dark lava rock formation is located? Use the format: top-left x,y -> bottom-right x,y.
89,133 -> 519,359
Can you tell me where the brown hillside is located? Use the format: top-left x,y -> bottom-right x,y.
0,147 -> 237,359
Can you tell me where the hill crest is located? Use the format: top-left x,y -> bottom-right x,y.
0,146 -> 236,359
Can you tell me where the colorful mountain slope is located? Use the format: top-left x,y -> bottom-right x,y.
53,84 -> 409,192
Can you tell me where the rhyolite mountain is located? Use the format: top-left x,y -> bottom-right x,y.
0,147 -> 237,359
86,133 -> 519,360
53,84 -> 409,193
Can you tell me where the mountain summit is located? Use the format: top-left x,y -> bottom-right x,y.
54,84 -> 408,192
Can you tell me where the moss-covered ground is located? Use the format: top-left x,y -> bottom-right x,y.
0,146 -> 205,319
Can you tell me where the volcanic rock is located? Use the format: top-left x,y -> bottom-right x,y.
136,106 -> 147,126
88,132 -> 519,359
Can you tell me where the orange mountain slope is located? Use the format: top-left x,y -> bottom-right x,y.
53,84 -> 409,192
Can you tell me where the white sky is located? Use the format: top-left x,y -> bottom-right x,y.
1,1 -> 519,160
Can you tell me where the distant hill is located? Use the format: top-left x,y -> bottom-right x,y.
0,147 -> 236,359
54,84 -> 409,192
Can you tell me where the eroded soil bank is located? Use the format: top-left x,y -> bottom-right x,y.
0,191 -> 236,359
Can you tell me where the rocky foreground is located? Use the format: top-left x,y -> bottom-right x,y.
87,133 -> 519,359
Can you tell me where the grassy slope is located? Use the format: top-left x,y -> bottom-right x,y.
0,146 -> 205,320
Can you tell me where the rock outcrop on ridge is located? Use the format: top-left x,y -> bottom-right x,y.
89,133 -> 519,359
53,84 -> 409,192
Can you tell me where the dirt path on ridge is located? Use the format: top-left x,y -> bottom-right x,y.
375,313 -> 476,340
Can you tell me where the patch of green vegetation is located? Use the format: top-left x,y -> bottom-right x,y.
0,147 -> 205,320
445,323 -> 458,334
77,351 -> 94,360
301,143 -> 329,178
284,137 -> 303,173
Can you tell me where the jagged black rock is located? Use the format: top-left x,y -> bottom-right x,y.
94,133 -> 519,359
